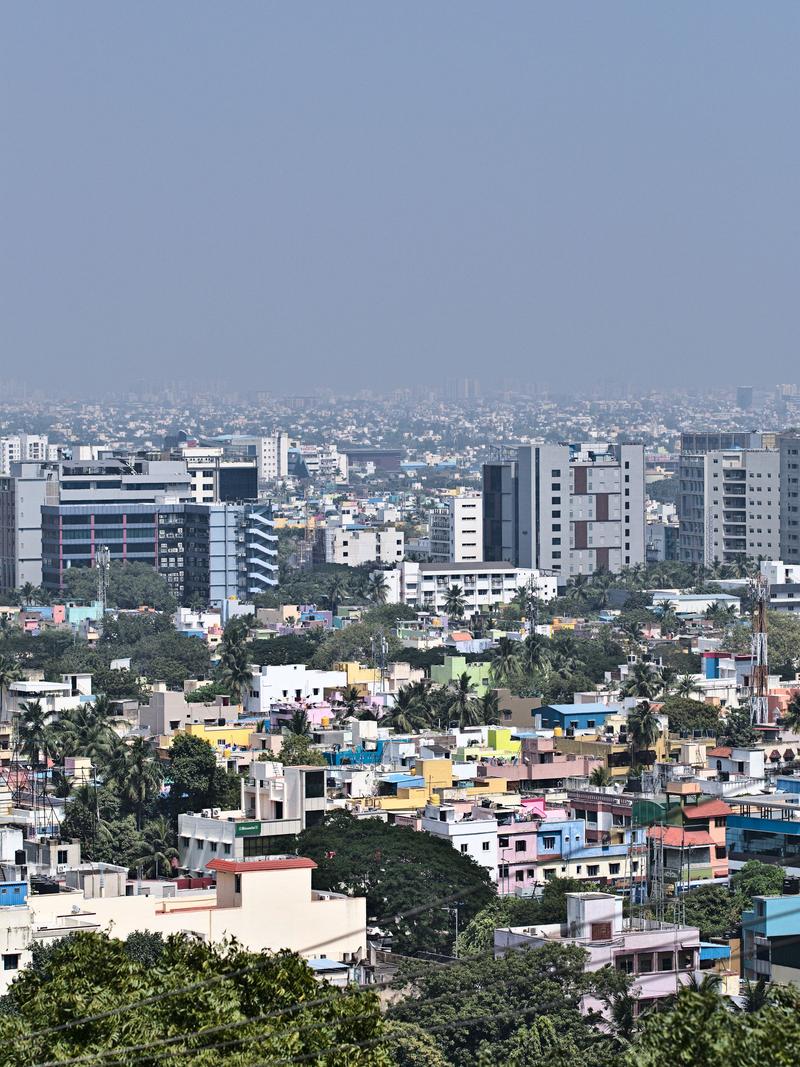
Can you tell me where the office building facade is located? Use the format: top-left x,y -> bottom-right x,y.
779,432 -> 800,565
484,443 -> 645,577
429,493 -> 483,563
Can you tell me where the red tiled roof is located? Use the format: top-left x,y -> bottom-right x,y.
207,857 -> 317,874
707,747 -> 732,758
681,800 -> 731,820
648,826 -> 715,848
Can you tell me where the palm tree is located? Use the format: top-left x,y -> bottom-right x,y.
674,673 -> 704,700
325,575 -> 348,614
627,701 -> 661,767
444,585 -> 466,621
621,662 -> 662,701
218,643 -> 252,707
17,699 -> 58,769
55,704 -> 117,766
619,618 -> 644,649
384,687 -> 429,733
367,571 -> 388,605
20,582 -> 37,607
133,816 -> 178,879
490,637 -> 521,686
117,737 -> 164,829
286,709 -> 311,737
740,977 -> 769,1013
473,690 -> 500,726
518,633 -> 548,676
589,765 -> 613,787
448,672 -> 479,729
0,655 -> 22,721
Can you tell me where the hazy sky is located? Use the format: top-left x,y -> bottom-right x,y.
2,3 -> 799,396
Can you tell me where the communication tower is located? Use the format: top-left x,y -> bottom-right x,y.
750,573 -> 770,726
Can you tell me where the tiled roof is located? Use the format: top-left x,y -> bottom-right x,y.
207,857 -> 317,874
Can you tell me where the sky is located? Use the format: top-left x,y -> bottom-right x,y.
2,3 -> 799,397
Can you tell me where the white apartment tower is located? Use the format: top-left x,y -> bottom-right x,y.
429,492 -> 483,563
702,448 -> 780,565
515,442 -> 645,577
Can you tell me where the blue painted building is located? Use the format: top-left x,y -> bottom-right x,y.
0,882 -> 28,907
537,703 -> 615,732
741,895 -> 800,983
727,794 -> 800,873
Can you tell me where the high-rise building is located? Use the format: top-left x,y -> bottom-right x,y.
428,493 -> 483,563
0,462 -> 59,589
779,432 -> 800,564
736,386 -> 754,410
702,448 -> 780,565
482,458 -> 518,564
483,443 -> 645,578
677,432 -> 768,565
0,435 -> 60,476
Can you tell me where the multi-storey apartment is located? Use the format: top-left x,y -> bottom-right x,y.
779,431 -> 800,564
318,526 -> 404,567
0,435 -> 59,476
383,560 -> 557,614
484,442 -> 645,577
428,493 -> 483,563
677,431 -> 769,564
700,447 -> 780,565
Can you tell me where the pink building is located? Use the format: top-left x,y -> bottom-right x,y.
476,737 -> 602,791
495,892 -> 700,1013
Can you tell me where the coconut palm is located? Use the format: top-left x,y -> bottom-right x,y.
490,637 -> 521,686
674,673 -> 704,700
20,582 -> 37,607
589,765 -> 613,787
473,690 -> 500,726
384,687 -> 429,733
448,672 -> 479,729
17,699 -> 58,769
740,977 -> 769,1013
0,655 -> 22,721
518,633 -> 548,676
55,704 -> 117,766
627,701 -> 661,767
218,643 -> 252,707
367,571 -> 388,605
621,661 -> 662,701
116,736 -> 164,829
325,574 -> 348,614
444,585 -> 466,621
286,709 -> 311,738
619,618 -> 644,649
132,816 -> 178,879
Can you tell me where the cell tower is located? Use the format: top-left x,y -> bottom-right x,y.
750,573 -> 770,727
95,545 -> 111,618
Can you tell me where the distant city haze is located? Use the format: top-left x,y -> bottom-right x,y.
2,3 -> 799,395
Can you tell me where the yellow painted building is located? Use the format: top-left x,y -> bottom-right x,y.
334,661 -> 381,691
457,727 -> 521,762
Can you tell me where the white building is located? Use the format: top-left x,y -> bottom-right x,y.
4,674 -> 93,721
702,448 -> 780,565
0,435 -> 59,476
381,560 -> 557,615
245,664 -> 347,716
178,763 -> 327,873
322,526 -> 404,568
421,803 -> 498,881
29,854 -> 366,963
429,493 -> 483,563
761,560 -> 800,613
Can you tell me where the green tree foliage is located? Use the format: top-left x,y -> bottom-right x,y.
661,696 -> 721,736
717,706 -> 758,747
388,943 -> 619,1067
731,860 -> 784,900
248,633 -> 323,666
62,561 -> 177,612
273,732 -> 326,766
185,681 -> 230,703
0,933 -> 387,1067
629,983 -> 800,1067
167,733 -> 241,823
311,619 -> 402,670
275,811 -> 494,956
680,861 -> 784,939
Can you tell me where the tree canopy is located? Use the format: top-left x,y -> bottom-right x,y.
62,561 -> 177,612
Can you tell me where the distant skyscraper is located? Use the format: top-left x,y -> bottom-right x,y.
736,386 -> 754,410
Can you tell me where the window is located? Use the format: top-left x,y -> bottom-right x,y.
515,840 -> 527,852
637,953 -> 654,974
304,772 -> 325,799
616,954 -> 635,974
2,955 -> 19,971
460,844 -> 469,854
498,835 -> 509,848
181,837 -> 190,848
587,865 -> 600,877
209,841 -> 217,853
542,836 -> 555,850
609,863 -> 620,875
234,874 -> 242,894
543,868 -> 556,880
659,952 -> 673,971
552,511 -> 561,519
515,870 -> 525,882
482,841 -> 490,851
223,843 -> 232,856
57,849 -> 68,864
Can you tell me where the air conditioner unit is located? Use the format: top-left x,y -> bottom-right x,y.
201,809 -> 212,818
211,807 -> 221,817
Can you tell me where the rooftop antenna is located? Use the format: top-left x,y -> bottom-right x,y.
750,573 -> 770,727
